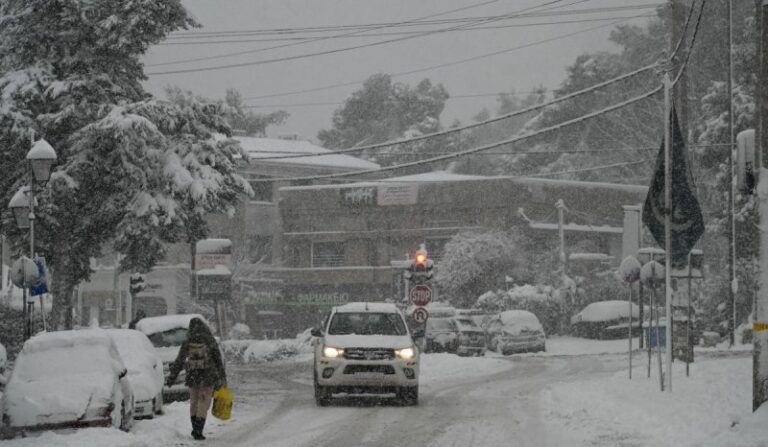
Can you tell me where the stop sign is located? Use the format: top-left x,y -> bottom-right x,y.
409,285 -> 433,306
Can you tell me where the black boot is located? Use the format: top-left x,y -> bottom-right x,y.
192,416 -> 206,441
192,418 -> 205,441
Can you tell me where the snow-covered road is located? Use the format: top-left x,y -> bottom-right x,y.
3,339 -> 761,447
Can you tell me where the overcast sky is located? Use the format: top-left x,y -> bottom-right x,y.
142,0 -> 660,143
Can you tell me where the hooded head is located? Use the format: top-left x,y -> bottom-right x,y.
188,317 -> 215,344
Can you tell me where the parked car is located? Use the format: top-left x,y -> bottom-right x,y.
571,300 -> 641,339
453,317 -> 486,356
135,314 -> 208,401
107,329 -> 164,419
487,310 -> 546,354
456,309 -> 494,346
2,330 -> 134,435
312,302 -> 420,406
424,317 -> 460,354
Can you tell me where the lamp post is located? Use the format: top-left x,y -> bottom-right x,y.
8,138 -> 57,339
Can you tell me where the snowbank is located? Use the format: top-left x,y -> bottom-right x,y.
221,337 -> 313,363
541,356 -> 752,446
572,300 -> 639,323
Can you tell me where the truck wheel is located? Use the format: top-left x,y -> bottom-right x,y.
314,373 -> 332,406
398,386 -> 418,406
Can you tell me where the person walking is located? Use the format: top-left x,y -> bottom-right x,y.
166,318 -> 227,441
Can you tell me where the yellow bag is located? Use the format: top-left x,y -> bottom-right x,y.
212,386 -> 233,420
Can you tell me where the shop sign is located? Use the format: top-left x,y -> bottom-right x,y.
378,184 -> 418,206
340,187 -> 376,206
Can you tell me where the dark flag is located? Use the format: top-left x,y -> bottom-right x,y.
642,107 -> 704,267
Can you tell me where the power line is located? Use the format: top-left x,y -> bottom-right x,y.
250,60 -> 658,160
672,0 -> 706,86
248,85 -> 662,184
240,13 -> 650,102
529,159 -> 652,177
159,15 -> 655,46
148,0 -> 509,67
147,0 -> 576,75
166,3 -> 662,39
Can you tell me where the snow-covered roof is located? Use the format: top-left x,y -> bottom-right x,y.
196,238 -> 232,254
135,314 -> 206,335
569,253 -> 612,261
237,137 -> 380,170
529,222 -> 623,234
334,302 -> 399,313
572,300 -> 640,323
382,171 -> 489,182
498,310 -> 543,333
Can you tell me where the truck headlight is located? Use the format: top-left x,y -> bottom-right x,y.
395,347 -> 415,360
323,346 -> 344,358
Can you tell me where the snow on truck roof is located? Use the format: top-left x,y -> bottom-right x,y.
135,314 -> 206,335
334,302 -> 399,313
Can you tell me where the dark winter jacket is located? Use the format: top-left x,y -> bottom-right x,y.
167,318 -> 227,389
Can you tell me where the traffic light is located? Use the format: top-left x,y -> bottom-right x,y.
129,273 -> 146,295
407,247 -> 434,283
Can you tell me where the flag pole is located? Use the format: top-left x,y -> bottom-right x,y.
664,72 -> 674,392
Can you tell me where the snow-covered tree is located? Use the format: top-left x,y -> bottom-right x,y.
0,0 -> 251,329
436,230 -> 528,307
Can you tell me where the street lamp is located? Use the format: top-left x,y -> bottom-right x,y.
7,138 -> 57,339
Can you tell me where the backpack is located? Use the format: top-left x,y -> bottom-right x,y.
187,342 -> 210,370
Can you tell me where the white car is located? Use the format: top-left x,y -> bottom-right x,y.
312,302 -> 420,406
487,310 -> 546,355
2,330 -> 134,435
107,329 -> 164,419
135,314 -> 209,401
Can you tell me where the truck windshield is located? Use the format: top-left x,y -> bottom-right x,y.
328,312 -> 407,336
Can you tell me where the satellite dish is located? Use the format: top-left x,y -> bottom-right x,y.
10,256 -> 40,288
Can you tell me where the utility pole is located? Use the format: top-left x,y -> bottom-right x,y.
728,0 -> 738,348
754,0 -> 768,412
670,0 -> 689,139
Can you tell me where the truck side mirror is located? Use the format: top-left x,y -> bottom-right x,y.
412,329 -> 425,339
311,328 -> 323,337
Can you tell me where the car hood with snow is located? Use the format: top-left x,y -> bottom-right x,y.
323,334 -> 415,350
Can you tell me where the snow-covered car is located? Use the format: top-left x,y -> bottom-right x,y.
106,329 -> 164,419
453,317 -> 487,356
487,310 -> 546,355
424,317 -> 460,353
1,330 -> 134,435
571,300 -> 641,339
135,314 -> 208,401
312,302 -> 420,406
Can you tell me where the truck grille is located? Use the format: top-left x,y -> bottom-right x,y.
343,365 -> 396,375
343,348 -> 395,360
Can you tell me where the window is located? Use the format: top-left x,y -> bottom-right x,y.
328,313 -> 407,336
311,241 -> 345,267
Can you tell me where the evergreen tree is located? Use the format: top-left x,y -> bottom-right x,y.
0,0 -> 251,329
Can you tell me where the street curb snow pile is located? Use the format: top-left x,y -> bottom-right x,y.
221,333 -> 313,363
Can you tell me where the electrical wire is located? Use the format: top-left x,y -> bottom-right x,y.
159,15 -> 655,46
166,3 -> 663,39
147,0 -> 576,75
249,60 -> 658,161
248,85 -> 662,184
148,0 -> 510,67
671,0 -> 706,86
242,14 -> 649,102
